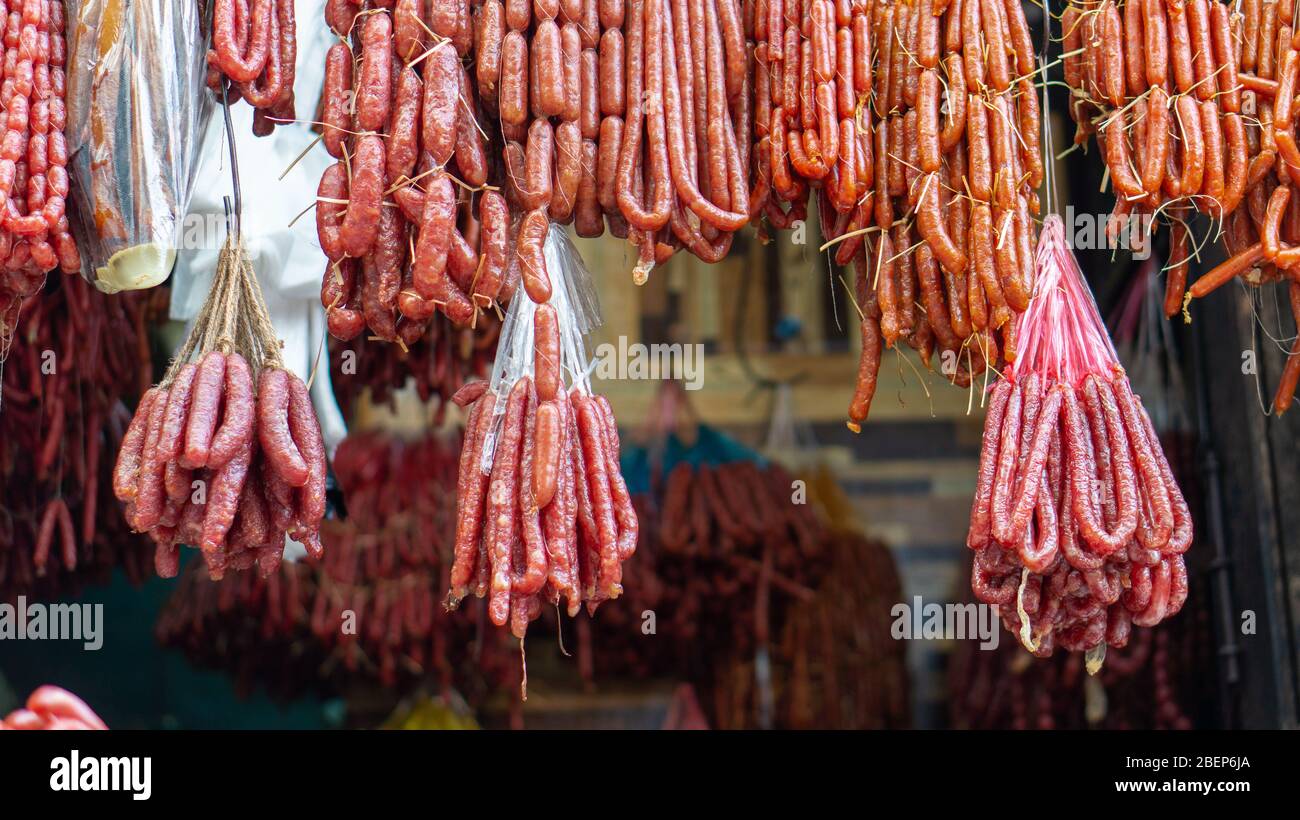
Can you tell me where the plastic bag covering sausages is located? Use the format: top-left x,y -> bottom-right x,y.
65,0 -> 213,292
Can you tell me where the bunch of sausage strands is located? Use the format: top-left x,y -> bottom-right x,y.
115,357 -> 326,580
1065,0 -> 1242,313
307,1 -> 1046,432
206,0 -> 298,135
1197,0 -> 1300,412
113,242 -> 328,581
1,277 -> 160,595
317,0 -> 518,344
765,0 -> 1043,428
446,303 -> 637,643
1065,0 -> 1300,412
0,0 -> 78,326
967,217 -> 1191,661
481,0 -> 1044,423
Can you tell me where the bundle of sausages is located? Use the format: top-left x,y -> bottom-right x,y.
156,431 -> 516,700
658,460 -> 825,558
317,1 -> 515,342
0,685 -> 108,730
1,276 -> 161,599
328,309 -> 500,415
1191,0 -> 1300,412
446,304 -> 637,640
307,2 -> 1045,429
206,0 -> 298,135
312,432 -> 465,687
1064,0 -> 1241,311
114,240 -> 328,581
819,0 -> 1041,429
0,0 -> 78,321
755,0 -> 850,243
967,216 -> 1191,659
588,465 -> 909,729
586,0 -> 753,279
115,358 -> 327,581
1064,0 -> 1300,412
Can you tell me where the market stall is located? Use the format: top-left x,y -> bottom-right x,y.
0,0 -> 1297,735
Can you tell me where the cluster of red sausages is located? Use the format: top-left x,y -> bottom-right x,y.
446,306 -> 637,640
311,432 -> 496,687
1065,0 -> 1300,412
0,685 -> 107,730
968,372 -> 1191,654
411,0 -> 763,282
0,0 -> 78,316
571,0 -> 755,279
585,464 -> 908,728
207,0 -> 298,135
113,354 -> 327,581
967,221 -> 1191,657
304,2 -> 1044,429
822,0 -> 1041,429
658,460 -> 824,557
156,431 -> 515,700
1066,0 -> 1242,286
1194,0 -> 1300,412
317,0 -> 526,343
0,275 -> 160,600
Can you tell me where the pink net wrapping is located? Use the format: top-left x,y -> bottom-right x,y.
965,217 -> 1192,664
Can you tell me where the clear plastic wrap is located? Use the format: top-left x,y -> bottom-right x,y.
481,225 -> 603,467
65,0 -> 213,292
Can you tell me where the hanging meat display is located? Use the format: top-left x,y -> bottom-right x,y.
0,0 -> 79,348
112,239 -> 329,580
965,216 -> 1191,661
308,1 -> 1044,433
1064,0 -> 1300,412
584,459 -> 909,729
0,275 -> 162,600
14,0 -> 1280,719
445,290 -> 638,647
